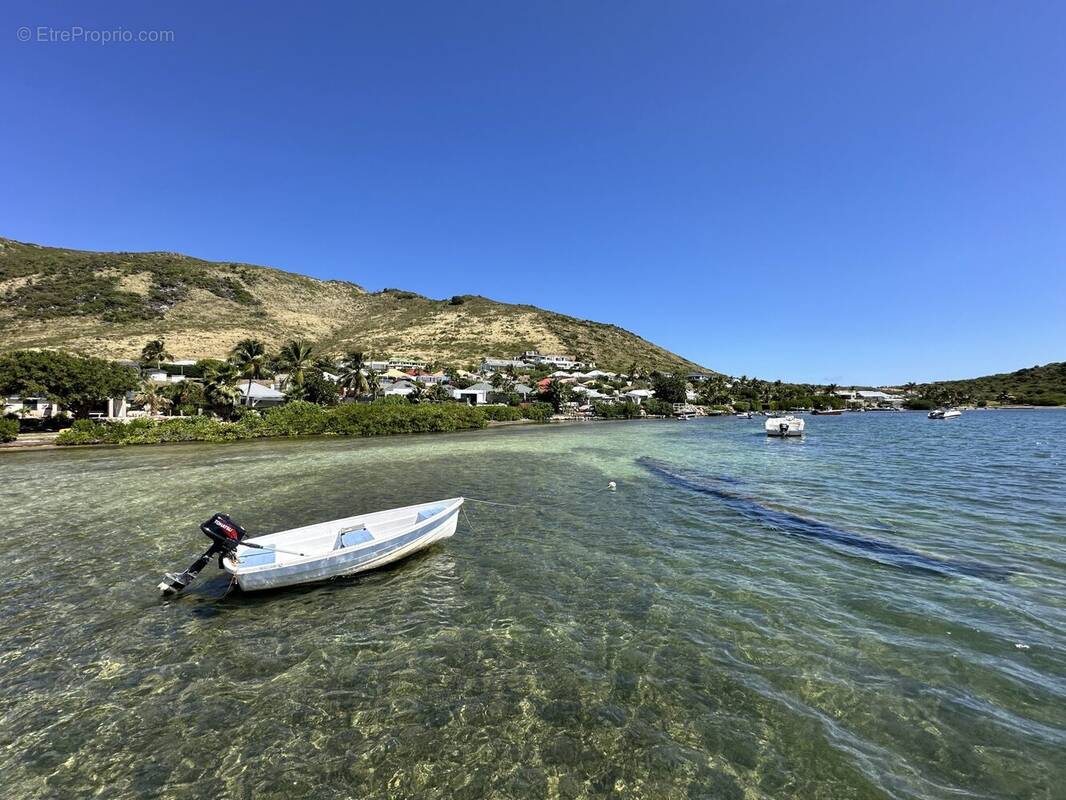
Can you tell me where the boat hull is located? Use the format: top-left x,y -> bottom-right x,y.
225,499 -> 462,592
765,416 -> 805,436
928,408 -> 962,420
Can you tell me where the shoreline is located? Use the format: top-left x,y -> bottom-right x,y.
0,415 -> 634,454
3,405 -> 1062,454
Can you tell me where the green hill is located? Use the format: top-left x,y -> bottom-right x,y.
914,362 -> 1066,406
0,236 -> 706,373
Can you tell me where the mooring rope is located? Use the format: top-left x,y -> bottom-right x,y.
462,499 -> 537,509
460,504 -> 483,537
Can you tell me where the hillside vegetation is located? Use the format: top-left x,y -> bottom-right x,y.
914,362 -> 1066,406
0,237 -> 704,372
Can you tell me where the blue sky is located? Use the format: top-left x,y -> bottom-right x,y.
2,1 -> 1064,384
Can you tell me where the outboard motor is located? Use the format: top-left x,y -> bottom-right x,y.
158,513 -> 248,595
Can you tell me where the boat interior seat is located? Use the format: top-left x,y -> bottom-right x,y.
416,506 -> 445,523
238,547 -> 277,567
335,526 -> 374,550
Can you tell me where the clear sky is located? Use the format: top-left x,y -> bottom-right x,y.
2,1 -> 1064,385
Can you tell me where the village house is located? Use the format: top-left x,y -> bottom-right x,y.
480,358 -> 527,373
624,388 -> 655,404
453,382 -> 494,405
518,351 -> 587,370
238,382 -> 286,408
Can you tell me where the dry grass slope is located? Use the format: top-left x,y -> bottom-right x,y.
0,236 -> 707,372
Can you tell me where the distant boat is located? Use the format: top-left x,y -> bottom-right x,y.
735,411 -> 753,419
766,415 -> 805,437
811,408 -> 843,416
160,499 -> 463,594
928,408 -> 962,420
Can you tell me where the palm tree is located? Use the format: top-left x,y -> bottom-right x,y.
314,354 -> 339,373
230,338 -> 269,406
171,380 -> 206,415
140,339 -> 172,371
490,372 -> 506,390
134,381 -> 173,417
202,361 -> 242,416
365,369 -> 380,399
337,351 -> 370,399
277,340 -> 315,389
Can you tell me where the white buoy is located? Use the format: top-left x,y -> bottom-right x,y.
607,481 -> 617,491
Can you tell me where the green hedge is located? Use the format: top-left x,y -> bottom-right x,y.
0,417 -> 18,442
55,401 -> 488,446
481,405 -> 523,422
593,401 -> 642,419
521,402 -> 554,422
643,398 -> 673,416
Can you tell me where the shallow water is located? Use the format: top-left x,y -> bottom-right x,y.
1,410 -> 1064,799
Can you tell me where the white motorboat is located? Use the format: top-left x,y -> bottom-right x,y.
765,415 -> 805,437
735,412 -> 753,419
160,498 -> 463,594
928,408 -> 962,420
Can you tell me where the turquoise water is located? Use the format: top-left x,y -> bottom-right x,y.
1,411 -> 1064,799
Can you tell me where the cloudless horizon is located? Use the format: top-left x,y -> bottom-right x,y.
2,1 -> 1064,385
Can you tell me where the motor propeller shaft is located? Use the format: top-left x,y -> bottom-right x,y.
159,513 -> 248,596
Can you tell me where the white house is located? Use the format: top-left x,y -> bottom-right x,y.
856,390 -> 904,408
624,389 -> 655,404
365,359 -> 427,373
146,370 -> 187,384
480,358 -> 527,373
238,382 -> 286,408
573,385 -> 608,400
519,351 -> 585,370
3,396 -> 58,418
454,382 -> 494,405
382,380 -> 417,397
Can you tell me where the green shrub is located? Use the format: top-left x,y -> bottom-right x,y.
326,401 -> 486,437
481,405 -> 523,422
643,398 -> 673,417
520,402 -> 554,422
1024,394 -> 1066,406
262,401 -> 328,436
593,401 -> 642,419
55,400 -> 488,447
0,417 -> 18,442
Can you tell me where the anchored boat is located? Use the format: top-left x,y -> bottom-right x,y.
765,415 -> 805,437
928,408 -> 962,420
159,498 -> 464,594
